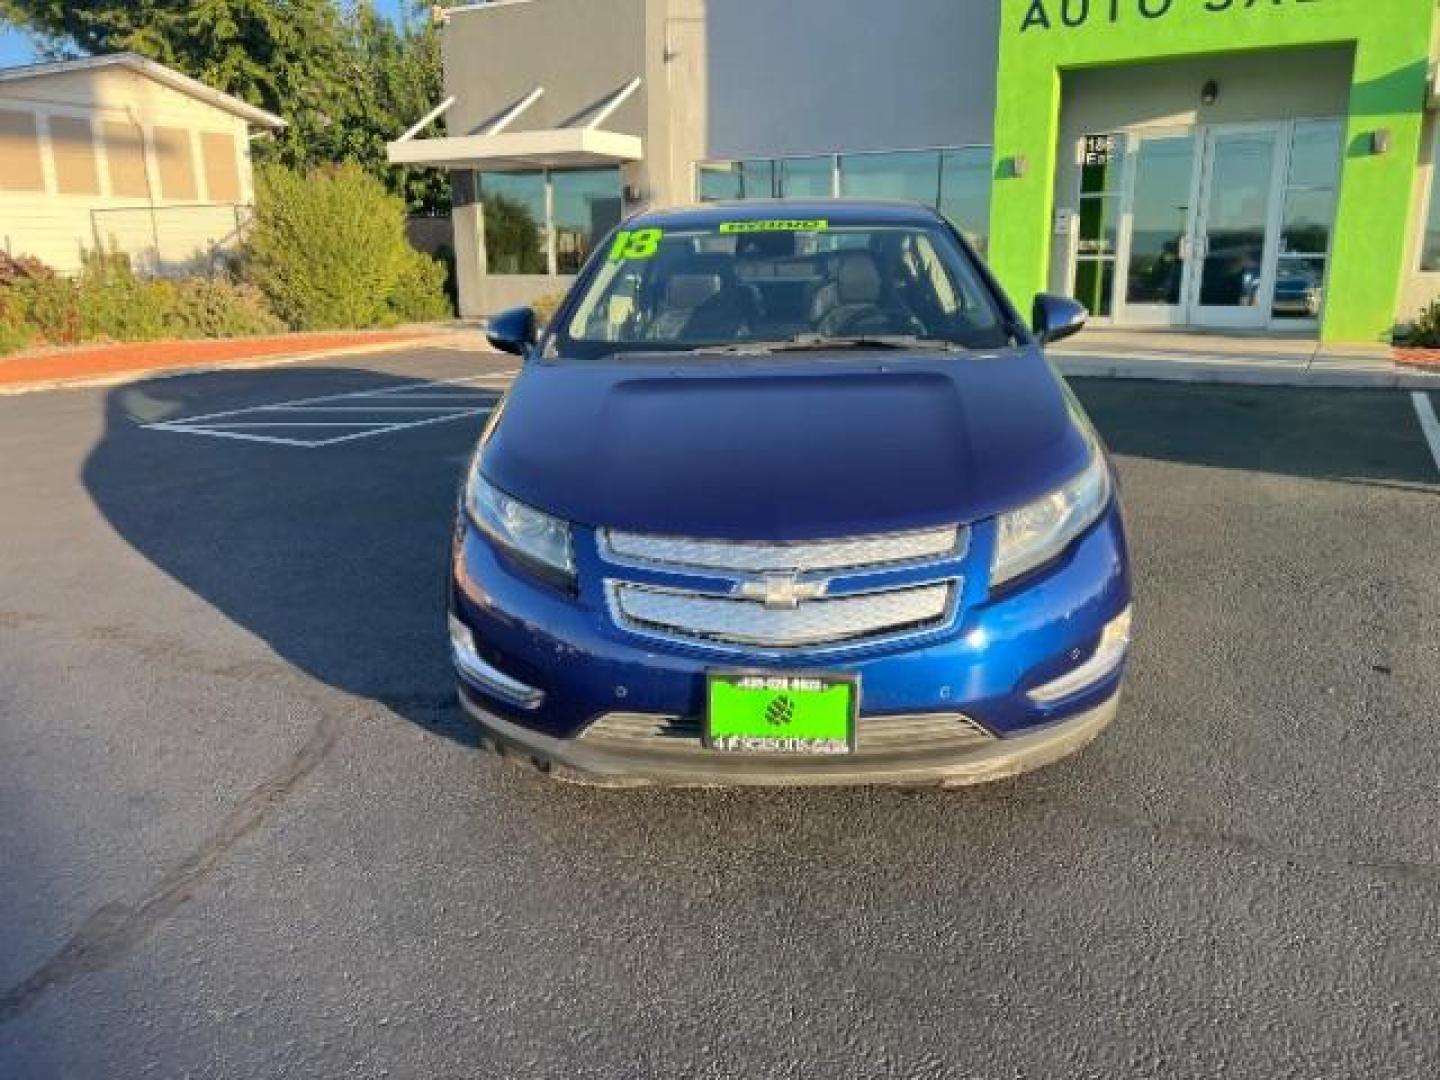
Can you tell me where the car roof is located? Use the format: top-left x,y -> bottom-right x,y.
628,199 -> 947,231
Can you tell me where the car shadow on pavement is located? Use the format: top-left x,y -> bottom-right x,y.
83,366 -> 500,748
1070,379 -> 1440,491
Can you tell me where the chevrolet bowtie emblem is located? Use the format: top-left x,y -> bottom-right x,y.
735,573 -> 828,609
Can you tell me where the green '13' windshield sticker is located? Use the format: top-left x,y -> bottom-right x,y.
607,228 -> 663,261
718,219 -> 829,234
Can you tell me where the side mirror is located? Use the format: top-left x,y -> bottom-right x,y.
485,306 -> 538,356
1032,294 -> 1088,346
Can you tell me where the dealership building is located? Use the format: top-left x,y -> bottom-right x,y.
390,0 -> 1440,344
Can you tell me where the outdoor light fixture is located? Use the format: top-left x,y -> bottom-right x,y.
1201,79 -> 1219,106
1369,128 -> 1392,155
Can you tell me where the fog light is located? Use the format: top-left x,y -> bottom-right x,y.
1028,606 -> 1131,705
448,613 -> 544,710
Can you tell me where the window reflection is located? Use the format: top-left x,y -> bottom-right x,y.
695,147 -> 994,251
478,171 -> 547,275
839,150 -> 941,205
778,156 -> 831,198
553,168 -> 623,274
479,167 -> 622,276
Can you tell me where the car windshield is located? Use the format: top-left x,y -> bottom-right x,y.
554,217 -> 1012,359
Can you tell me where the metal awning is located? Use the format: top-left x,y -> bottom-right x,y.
386,79 -> 643,172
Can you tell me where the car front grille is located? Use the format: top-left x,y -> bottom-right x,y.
608,580 -> 954,649
599,524 -> 966,653
581,711 -> 994,754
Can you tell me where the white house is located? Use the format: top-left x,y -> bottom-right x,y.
0,52 -> 285,275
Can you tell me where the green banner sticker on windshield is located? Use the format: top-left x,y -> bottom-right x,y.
718,219 -> 829,234
606,228 -> 663,261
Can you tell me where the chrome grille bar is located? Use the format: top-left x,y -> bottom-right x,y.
609,580 -> 954,649
600,524 -> 964,575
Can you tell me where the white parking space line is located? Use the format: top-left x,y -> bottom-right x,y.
1414,392 -> 1440,478
145,372 -> 515,448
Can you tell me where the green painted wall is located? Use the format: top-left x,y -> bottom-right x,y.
991,0 -> 1436,343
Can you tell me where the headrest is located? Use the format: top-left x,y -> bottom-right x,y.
834,251 -> 881,304
666,273 -> 722,310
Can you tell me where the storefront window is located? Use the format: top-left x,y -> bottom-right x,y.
839,150 -> 941,205
1274,120 -> 1341,320
1423,160 -> 1440,273
478,171 -> 547,275
1073,133 -> 1122,318
697,160 -> 776,200
778,156 -> 832,198
552,168 -> 623,274
939,147 -> 992,253
696,147 -> 992,244
697,162 -> 742,201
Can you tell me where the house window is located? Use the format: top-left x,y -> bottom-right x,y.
49,115 -> 100,195
200,132 -> 241,203
0,109 -> 45,192
479,167 -> 622,275
153,126 -> 197,201
102,120 -> 150,198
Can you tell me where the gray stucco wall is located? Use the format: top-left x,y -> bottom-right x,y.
442,0 -> 650,318
443,0 -> 647,140
704,0 -> 999,160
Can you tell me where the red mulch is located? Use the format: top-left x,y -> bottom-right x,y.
1394,347 -> 1440,370
0,329 -> 441,390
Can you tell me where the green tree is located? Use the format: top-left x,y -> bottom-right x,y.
0,0 -> 450,212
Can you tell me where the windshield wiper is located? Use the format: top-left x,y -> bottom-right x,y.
695,333 -> 965,355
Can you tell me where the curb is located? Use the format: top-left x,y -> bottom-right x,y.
0,331 -> 482,397
1053,352 -> 1440,391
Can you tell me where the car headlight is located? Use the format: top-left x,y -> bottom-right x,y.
465,468 -> 575,585
991,437 -> 1112,587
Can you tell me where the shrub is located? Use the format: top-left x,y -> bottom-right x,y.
245,162 -> 449,330
0,293 -> 31,355
74,252 -> 173,342
12,275 -> 81,345
166,277 -> 285,338
1410,298 -> 1440,348
0,251 -> 55,287
389,246 -> 452,323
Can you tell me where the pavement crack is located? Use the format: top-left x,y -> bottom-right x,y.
0,713 -> 340,1027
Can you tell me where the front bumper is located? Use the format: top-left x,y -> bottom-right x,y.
460,683 -> 1120,787
450,498 -> 1132,787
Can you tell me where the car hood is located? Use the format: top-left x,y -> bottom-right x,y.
480,347 -> 1092,540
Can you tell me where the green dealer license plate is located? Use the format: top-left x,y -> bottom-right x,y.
704,671 -> 858,754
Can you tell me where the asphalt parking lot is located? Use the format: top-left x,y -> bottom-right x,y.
3,342 -> 1440,1078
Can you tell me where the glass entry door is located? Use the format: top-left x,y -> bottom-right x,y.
1094,120 -> 1342,331
1187,125 -> 1283,329
1119,130 -> 1199,326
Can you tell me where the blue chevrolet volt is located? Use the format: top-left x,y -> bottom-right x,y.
450,200 -> 1131,786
